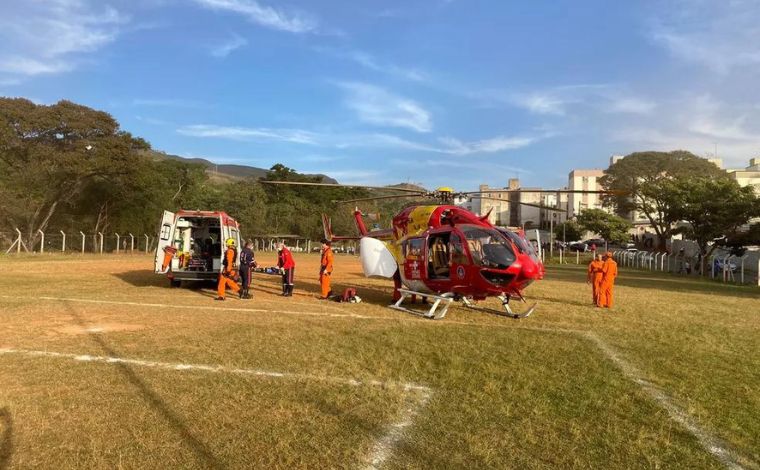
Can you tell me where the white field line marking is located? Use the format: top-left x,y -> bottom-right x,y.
1,296 -> 751,467
0,347 -> 430,393
584,333 -> 750,470
0,295 -> 379,320
0,346 -> 433,469
365,388 -> 433,470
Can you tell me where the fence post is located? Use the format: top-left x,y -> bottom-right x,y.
80,231 -> 86,254
144,234 -> 149,253
38,229 -> 44,254
710,254 -> 716,278
129,233 -> 134,253
757,258 -> 760,287
16,228 -> 22,254
115,233 -> 120,254
576,250 -> 579,264
98,232 -> 103,254
61,230 -> 66,253
740,255 -> 747,284
559,249 -> 563,264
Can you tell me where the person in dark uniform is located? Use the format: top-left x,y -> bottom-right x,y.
239,240 -> 256,299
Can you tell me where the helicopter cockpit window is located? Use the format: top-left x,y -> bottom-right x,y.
499,229 -> 540,262
404,238 -> 424,259
450,233 -> 468,265
461,225 -> 516,269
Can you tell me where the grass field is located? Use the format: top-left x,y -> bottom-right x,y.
0,253 -> 758,469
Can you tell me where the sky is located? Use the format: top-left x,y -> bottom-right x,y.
1,0 -> 759,190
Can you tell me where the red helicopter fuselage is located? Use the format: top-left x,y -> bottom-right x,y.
341,204 -> 545,301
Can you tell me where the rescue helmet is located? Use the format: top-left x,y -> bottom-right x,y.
226,238 -> 236,247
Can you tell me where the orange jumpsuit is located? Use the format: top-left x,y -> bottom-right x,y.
319,247 -> 334,298
217,246 -> 240,299
587,259 -> 604,306
598,257 -> 618,308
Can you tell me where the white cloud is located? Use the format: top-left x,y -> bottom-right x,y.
479,84 -> 656,117
607,97 -> 656,114
210,34 -> 248,58
0,0 -> 126,77
191,0 -> 317,33
132,98 -> 204,108
338,82 -> 433,133
648,0 -> 760,73
610,94 -> 760,167
437,136 -> 536,155
177,123 -> 543,157
177,124 -> 319,144
315,47 -> 427,82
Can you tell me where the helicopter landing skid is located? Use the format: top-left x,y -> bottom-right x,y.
462,295 -> 536,319
390,289 -> 455,320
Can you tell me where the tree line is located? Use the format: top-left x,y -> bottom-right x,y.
0,98 -> 384,246
2,98 -> 758,264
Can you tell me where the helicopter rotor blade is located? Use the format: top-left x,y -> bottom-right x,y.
462,189 -> 617,195
473,196 -> 567,212
260,180 -> 427,194
333,193 -> 432,204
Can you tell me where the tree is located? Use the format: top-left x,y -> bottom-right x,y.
575,209 -> 632,245
555,220 -> 583,242
666,177 -> 760,274
600,151 -> 726,250
0,98 -> 149,246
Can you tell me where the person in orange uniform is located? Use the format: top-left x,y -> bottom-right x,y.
215,238 -> 240,301
598,251 -> 618,308
319,238 -> 334,299
587,253 -> 604,306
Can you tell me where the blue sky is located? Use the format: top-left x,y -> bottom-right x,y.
1,0 -> 759,190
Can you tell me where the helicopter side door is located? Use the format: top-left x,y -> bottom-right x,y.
401,237 -> 428,292
448,230 -> 471,288
425,229 -> 454,293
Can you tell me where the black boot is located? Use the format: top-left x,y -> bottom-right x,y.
281,284 -> 287,296
239,288 -> 246,299
286,285 -> 293,296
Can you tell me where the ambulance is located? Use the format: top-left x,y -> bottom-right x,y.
154,210 -> 242,287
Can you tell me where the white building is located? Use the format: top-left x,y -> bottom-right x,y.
728,158 -> 760,195
566,169 -> 607,218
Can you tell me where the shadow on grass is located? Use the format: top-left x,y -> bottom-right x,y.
63,303 -> 225,469
113,270 -> 166,288
546,264 -> 760,299
0,408 -> 12,470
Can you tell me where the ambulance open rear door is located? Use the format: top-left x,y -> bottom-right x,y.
154,210 -> 176,273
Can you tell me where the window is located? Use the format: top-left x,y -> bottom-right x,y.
405,238 -> 424,258
460,225 -> 516,269
450,233 -> 468,265
160,223 -> 172,241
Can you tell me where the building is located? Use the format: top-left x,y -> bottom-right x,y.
468,178 -> 567,229
728,158 -> 760,195
566,169 -> 607,218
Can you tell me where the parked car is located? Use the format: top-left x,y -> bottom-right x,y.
568,242 -> 588,252
713,258 -> 738,272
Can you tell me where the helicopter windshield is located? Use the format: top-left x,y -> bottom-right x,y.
460,225 -> 516,269
499,229 -> 540,263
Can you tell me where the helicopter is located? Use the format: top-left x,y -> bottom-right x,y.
262,181 -> 608,320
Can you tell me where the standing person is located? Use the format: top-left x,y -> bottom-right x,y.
598,252 -> 618,309
216,238 -> 240,301
239,240 -> 256,299
319,238 -> 334,299
277,241 -> 295,296
587,253 -> 604,306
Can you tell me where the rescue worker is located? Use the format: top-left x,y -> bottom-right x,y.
587,253 -> 604,306
216,238 -> 240,301
277,241 -> 295,297
239,240 -> 256,299
319,238 -> 334,299
598,251 -> 618,308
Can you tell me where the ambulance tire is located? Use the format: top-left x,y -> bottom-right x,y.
170,279 -> 182,288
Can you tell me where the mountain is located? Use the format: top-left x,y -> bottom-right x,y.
144,150 -> 338,184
